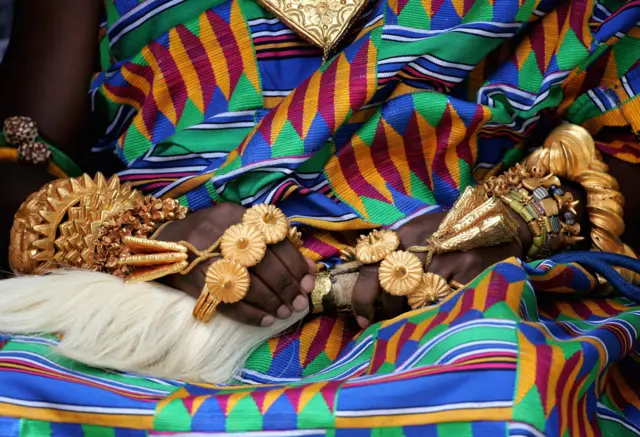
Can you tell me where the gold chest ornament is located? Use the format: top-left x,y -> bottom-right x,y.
257,0 -> 367,57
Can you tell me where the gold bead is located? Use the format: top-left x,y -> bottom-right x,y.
243,204 -> 290,244
220,223 -> 267,267
378,251 -> 423,296
354,229 -> 401,264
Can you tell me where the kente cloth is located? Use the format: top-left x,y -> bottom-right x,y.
1,258 -> 640,436
88,0 -> 640,261
2,0 -> 640,435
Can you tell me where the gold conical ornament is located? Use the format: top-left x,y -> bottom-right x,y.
378,251 -> 424,296
10,173 -> 143,275
354,229 -> 401,264
242,204 -> 290,244
409,186 -> 520,268
288,226 -> 304,249
406,273 -> 452,309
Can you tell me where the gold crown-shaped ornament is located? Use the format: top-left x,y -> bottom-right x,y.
9,173 -> 143,275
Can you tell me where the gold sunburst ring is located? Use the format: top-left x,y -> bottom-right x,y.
378,251 -> 423,296
242,204 -> 290,244
220,223 -> 267,267
194,259 -> 251,323
407,273 -> 452,310
354,229 -> 401,264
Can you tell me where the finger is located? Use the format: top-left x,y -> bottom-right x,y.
243,273 -> 292,319
377,293 -> 409,321
218,300 -> 274,327
352,264 -> 383,329
252,250 -> 307,313
270,240 -> 315,294
426,252 -> 456,281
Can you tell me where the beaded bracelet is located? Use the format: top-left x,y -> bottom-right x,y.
1,116 -> 82,179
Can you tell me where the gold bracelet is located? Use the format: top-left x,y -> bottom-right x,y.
523,123 -> 637,283
9,173 -> 183,275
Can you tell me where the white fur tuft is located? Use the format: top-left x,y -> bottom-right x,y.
0,271 -> 306,383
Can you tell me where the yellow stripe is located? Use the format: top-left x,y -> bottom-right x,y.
141,46 -> 178,125
0,403 -> 154,429
352,134 -> 393,202
303,70 -> 321,139
383,119 -> 412,195
200,12 -> 230,99
231,1 -> 261,93
335,407 -> 512,428
169,28 -> 204,112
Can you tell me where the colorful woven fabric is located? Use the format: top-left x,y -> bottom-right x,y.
2,0 -> 640,435
89,0 -> 640,262
1,258 -> 640,436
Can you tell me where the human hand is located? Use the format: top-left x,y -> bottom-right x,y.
157,203 -> 316,327
352,211 -> 523,329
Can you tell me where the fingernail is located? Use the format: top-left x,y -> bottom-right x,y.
292,294 -> 309,312
301,274 -> 315,294
277,305 -> 292,319
357,316 -> 370,330
261,315 -> 275,327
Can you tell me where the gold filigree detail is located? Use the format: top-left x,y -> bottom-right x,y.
242,204 -> 290,245
255,0 -> 367,56
407,273 -> 452,309
9,173 -> 143,275
378,251 -> 423,296
354,229 -> 400,264
220,223 -> 267,267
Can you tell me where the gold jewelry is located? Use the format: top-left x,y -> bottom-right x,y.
409,187 -> 520,268
9,173 -> 150,275
378,251 -> 424,296
523,124 -> 636,282
242,204 -> 290,245
194,259 -> 251,323
255,0 -> 367,59
448,280 -> 465,291
406,273 -> 452,309
288,226 -> 304,249
354,229 -> 400,264
220,223 -> 268,267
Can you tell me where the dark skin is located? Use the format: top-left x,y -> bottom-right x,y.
0,0 -> 638,325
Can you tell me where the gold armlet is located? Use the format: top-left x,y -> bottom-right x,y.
523,123 -> 636,282
9,173 -> 186,275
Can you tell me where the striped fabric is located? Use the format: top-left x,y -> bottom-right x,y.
2,0 -> 640,435
1,259 -> 640,436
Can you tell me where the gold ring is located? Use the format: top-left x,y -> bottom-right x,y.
448,280 -> 466,291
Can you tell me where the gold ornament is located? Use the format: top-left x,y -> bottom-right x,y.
288,226 -> 304,249
220,223 -> 267,267
378,251 -> 424,296
340,247 -> 356,262
255,0 -> 367,58
410,187 -> 520,267
9,173 -> 143,275
354,229 -> 400,264
524,123 -> 636,282
117,237 -> 189,283
242,204 -> 290,245
407,273 -> 452,309
194,259 -> 251,323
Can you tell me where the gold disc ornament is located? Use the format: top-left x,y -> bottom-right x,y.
354,229 -> 401,264
243,204 -> 290,245
220,223 -> 267,267
378,251 -> 424,296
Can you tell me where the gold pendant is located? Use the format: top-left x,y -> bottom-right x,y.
256,0 -> 367,56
